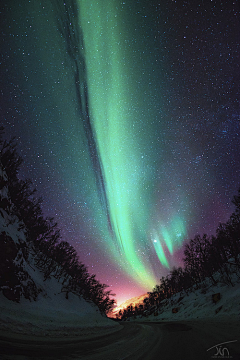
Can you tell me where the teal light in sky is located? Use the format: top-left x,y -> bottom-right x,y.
78,0 -> 187,289
159,216 -> 186,255
152,233 -> 169,269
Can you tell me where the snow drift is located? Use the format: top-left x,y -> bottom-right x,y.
0,164 -> 119,338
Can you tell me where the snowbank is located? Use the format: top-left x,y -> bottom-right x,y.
0,166 -> 120,339
0,251 -> 119,338
0,289 -> 120,339
136,278 -> 240,323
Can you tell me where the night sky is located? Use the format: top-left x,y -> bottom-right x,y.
1,0 -> 239,305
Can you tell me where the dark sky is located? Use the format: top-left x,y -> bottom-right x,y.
1,0 -> 239,305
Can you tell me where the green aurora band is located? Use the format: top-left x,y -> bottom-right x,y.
79,0 -> 187,289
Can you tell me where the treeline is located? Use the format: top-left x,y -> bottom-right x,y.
0,130 -> 115,314
118,189 -> 240,320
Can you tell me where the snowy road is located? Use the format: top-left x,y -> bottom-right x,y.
0,319 -> 239,359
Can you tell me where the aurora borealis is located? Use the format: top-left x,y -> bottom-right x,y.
1,1 -> 239,305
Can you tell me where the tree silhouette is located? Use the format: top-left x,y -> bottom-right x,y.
119,186 -> 240,319
0,132 -> 115,313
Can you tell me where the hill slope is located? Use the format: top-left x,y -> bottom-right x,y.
0,165 -> 119,337
127,278 -> 240,323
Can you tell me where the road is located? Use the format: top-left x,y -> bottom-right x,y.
0,319 -> 239,360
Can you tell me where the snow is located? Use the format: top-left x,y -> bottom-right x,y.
0,233 -> 120,339
0,288 -> 120,339
0,245 -> 118,337
0,167 -> 120,339
134,277 -> 240,323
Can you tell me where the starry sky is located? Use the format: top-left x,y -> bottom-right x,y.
1,0 -> 239,305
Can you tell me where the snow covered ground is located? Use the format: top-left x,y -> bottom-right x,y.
0,166 -> 119,340
135,277 -> 240,323
0,244 -> 119,339
0,273 -> 120,339
0,218 -> 119,339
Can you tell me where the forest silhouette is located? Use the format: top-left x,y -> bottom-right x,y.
0,128 -> 115,314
